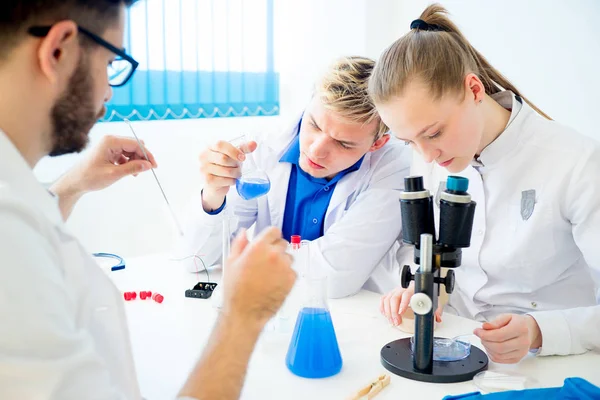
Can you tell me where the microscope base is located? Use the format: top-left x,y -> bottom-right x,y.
381,338 -> 488,383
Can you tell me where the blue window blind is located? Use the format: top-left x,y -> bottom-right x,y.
102,0 -> 279,122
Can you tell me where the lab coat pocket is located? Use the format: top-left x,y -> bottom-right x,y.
508,201 -> 556,267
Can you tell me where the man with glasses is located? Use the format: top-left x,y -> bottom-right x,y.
0,1 -> 296,399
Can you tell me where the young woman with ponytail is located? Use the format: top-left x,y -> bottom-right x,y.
372,4 -> 600,364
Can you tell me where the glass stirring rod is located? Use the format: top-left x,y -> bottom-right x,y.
124,119 -> 184,236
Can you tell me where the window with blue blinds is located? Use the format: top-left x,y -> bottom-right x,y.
102,0 -> 279,122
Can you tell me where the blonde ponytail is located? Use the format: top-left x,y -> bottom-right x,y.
369,4 -> 551,120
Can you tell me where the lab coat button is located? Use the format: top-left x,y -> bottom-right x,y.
531,302 -> 538,308
312,218 -> 318,224
324,186 -> 329,192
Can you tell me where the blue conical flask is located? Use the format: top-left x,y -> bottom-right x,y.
230,134 -> 271,201
285,275 -> 342,378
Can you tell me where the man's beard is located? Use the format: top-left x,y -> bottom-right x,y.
49,54 -> 104,157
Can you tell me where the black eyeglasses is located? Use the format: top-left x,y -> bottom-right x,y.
28,25 -> 139,87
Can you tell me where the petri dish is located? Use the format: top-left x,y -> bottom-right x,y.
473,370 -> 537,393
410,335 -> 471,362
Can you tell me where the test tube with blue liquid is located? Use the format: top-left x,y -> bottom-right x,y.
286,274 -> 342,378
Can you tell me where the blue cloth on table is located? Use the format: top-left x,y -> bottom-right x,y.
443,378 -> 600,400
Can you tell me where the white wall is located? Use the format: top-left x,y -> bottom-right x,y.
34,0 -> 600,258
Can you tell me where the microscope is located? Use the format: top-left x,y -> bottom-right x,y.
381,175 -> 489,383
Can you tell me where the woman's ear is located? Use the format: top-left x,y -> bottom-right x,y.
464,73 -> 485,104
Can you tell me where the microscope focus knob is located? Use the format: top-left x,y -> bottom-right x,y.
444,269 -> 455,294
400,265 -> 413,289
410,293 -> 433,315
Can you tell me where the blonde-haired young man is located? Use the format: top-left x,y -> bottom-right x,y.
180,56 -> 412,298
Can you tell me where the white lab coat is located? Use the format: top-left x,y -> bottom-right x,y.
411,91 -> 600,357
178,118 -> 412,298
0,131 -> 141,399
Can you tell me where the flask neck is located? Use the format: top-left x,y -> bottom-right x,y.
303,275 -> 328,310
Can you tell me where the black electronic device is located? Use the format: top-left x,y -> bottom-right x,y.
185,282 -> 218,299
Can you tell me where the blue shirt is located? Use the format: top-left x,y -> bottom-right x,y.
280,134 -> 363,242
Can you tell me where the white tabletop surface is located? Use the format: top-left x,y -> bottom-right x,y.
104,254 -> 600,400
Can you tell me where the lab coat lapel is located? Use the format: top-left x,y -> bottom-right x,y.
266,162 -> 291,229
264,116 -> 300,229
324,153 -> 371,229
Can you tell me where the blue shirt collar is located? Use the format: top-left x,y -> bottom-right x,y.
279,131 -> 301,165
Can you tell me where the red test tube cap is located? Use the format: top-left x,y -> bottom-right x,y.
152,293 -> 164,304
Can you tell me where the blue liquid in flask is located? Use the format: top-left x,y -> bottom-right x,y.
236,177 -> 271,200
286,307 -> 342,378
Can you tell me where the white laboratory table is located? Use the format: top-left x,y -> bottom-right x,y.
106,254 -> 600,400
